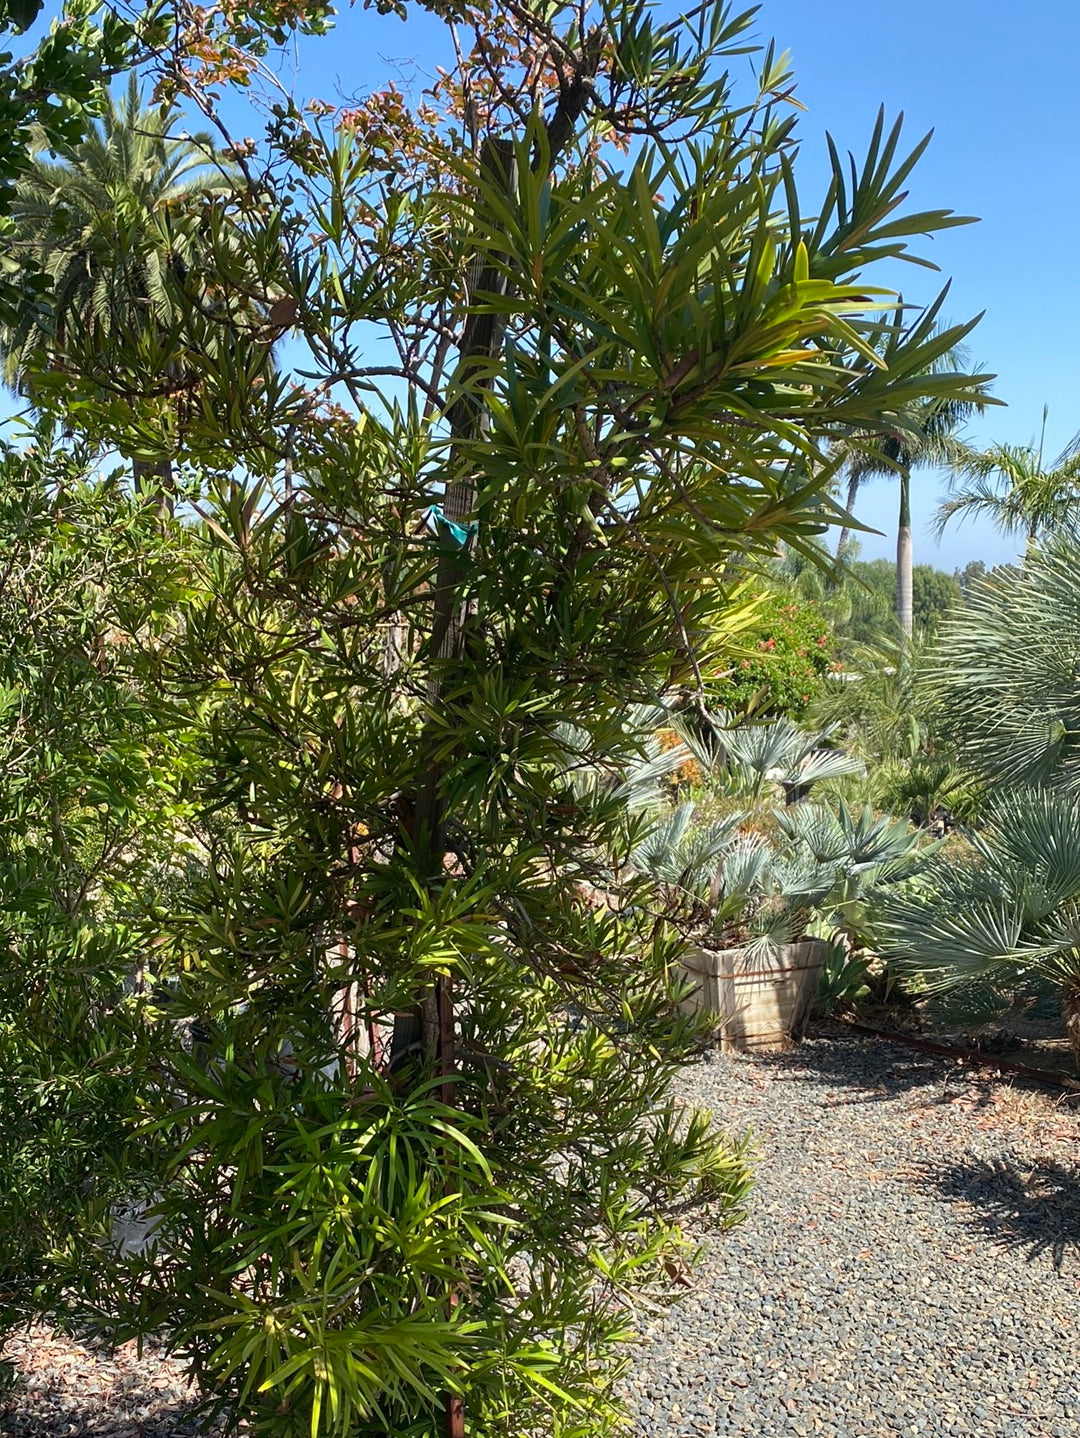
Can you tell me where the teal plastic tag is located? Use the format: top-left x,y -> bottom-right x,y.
429,505 -> 477,547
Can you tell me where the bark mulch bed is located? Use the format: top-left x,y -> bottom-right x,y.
0,1327 -> 227,1437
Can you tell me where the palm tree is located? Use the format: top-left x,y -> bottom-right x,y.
832,321 -> 991,635
923,534 -> 1080,795
0,77 -> 238,508
891,540 -> 1080,1063
881,789 -> 1080,1067
935,408 -> 1080,548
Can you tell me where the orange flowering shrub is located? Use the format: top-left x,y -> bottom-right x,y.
655,726 -> 705,789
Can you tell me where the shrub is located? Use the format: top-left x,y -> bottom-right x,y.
709,592 -> 836,721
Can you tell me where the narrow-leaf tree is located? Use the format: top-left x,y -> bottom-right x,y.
1,3 -> 992,1434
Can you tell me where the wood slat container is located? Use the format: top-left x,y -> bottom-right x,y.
679,939 -> 828,1052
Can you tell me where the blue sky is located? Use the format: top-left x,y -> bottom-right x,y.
744,1 -> 1080,570
245,0 -> 1077,572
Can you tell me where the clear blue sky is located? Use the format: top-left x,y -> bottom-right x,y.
248,0 -> 1077,573
745,1 -> 1080,571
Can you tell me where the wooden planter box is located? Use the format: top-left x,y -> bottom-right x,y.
679,939 -> 829,1052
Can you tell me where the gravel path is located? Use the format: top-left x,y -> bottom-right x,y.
2,1032 -> 1078,1436
623,1031 -> 1080,1437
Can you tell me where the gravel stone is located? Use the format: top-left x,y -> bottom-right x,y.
619,1032 -> 1080,1436
2,1032 -> 1078,1434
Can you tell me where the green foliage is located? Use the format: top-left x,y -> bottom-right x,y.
780,546 -> 962,655
632,714 -> 926,962
669,793 -> 925,958
880,789 -> 1080,1061
813,938 -> 872,1015
0,76 -> 256,497
936,430 -> 1080,543
0,2 -> 183,331
43,526 -> 750,1436
953,558 -> 987,598
873,754 -> 983,830
808,627 -> 985,832
828,323 -> 993,634
911,564 -> 963,634
0,423 -> 197,1335
926,537 -> 1080,793
836,557 -> 895,647
711,590 -> 837,719
884,535 -> 1080,1052
772,799 -> 929,946
0,0 -> 993,1432
715,715 -> 865,803
0,0 -> 334,333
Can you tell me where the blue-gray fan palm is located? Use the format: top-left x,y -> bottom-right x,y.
880,788 -> 1080,1065
924,536 -> 1080,794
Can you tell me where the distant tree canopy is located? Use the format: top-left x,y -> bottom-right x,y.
841,558 -> 961,644
780,545 -> 962,652
911,564 -> 963,634
953,559 -> 987,598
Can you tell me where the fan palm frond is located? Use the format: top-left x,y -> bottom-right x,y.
631,803 -> 742,892
716,713 -> 864,799
926,537 -> 1080,793
879,786 -> 1080,1063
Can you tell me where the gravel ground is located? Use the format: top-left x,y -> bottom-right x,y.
622,1030 -> 1080,1437
2,1031 -> 1078,1436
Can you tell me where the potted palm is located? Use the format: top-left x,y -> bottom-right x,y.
630,714 -> 928,1050
682,826 -> 835,1052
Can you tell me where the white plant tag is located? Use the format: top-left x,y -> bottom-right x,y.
109,1193 -> 164,1258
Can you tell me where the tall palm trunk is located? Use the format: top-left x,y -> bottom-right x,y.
896,468 -> 913,636
835,468 -> 860,557
132,456 -> 174,519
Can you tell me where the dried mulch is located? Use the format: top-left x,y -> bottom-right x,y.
0,1327 -> 224,1438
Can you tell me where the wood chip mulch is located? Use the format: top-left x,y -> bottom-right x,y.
0,1325 -> 226,1437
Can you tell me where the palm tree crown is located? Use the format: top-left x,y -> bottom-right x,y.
831,320 -> 992,635
935,411 -> 1080,545
1,75 -> 234,391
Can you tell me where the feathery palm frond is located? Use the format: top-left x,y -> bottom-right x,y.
934,437 -> 1080,543
1,79 -> 237,394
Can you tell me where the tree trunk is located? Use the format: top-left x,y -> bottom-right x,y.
387,141 -> 517,1438
835,468 -> 860,557
132,456 -> 174,519
1065,981 -> 1080,1070
896,469 -> 913,636
387,137 -> 518,1084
